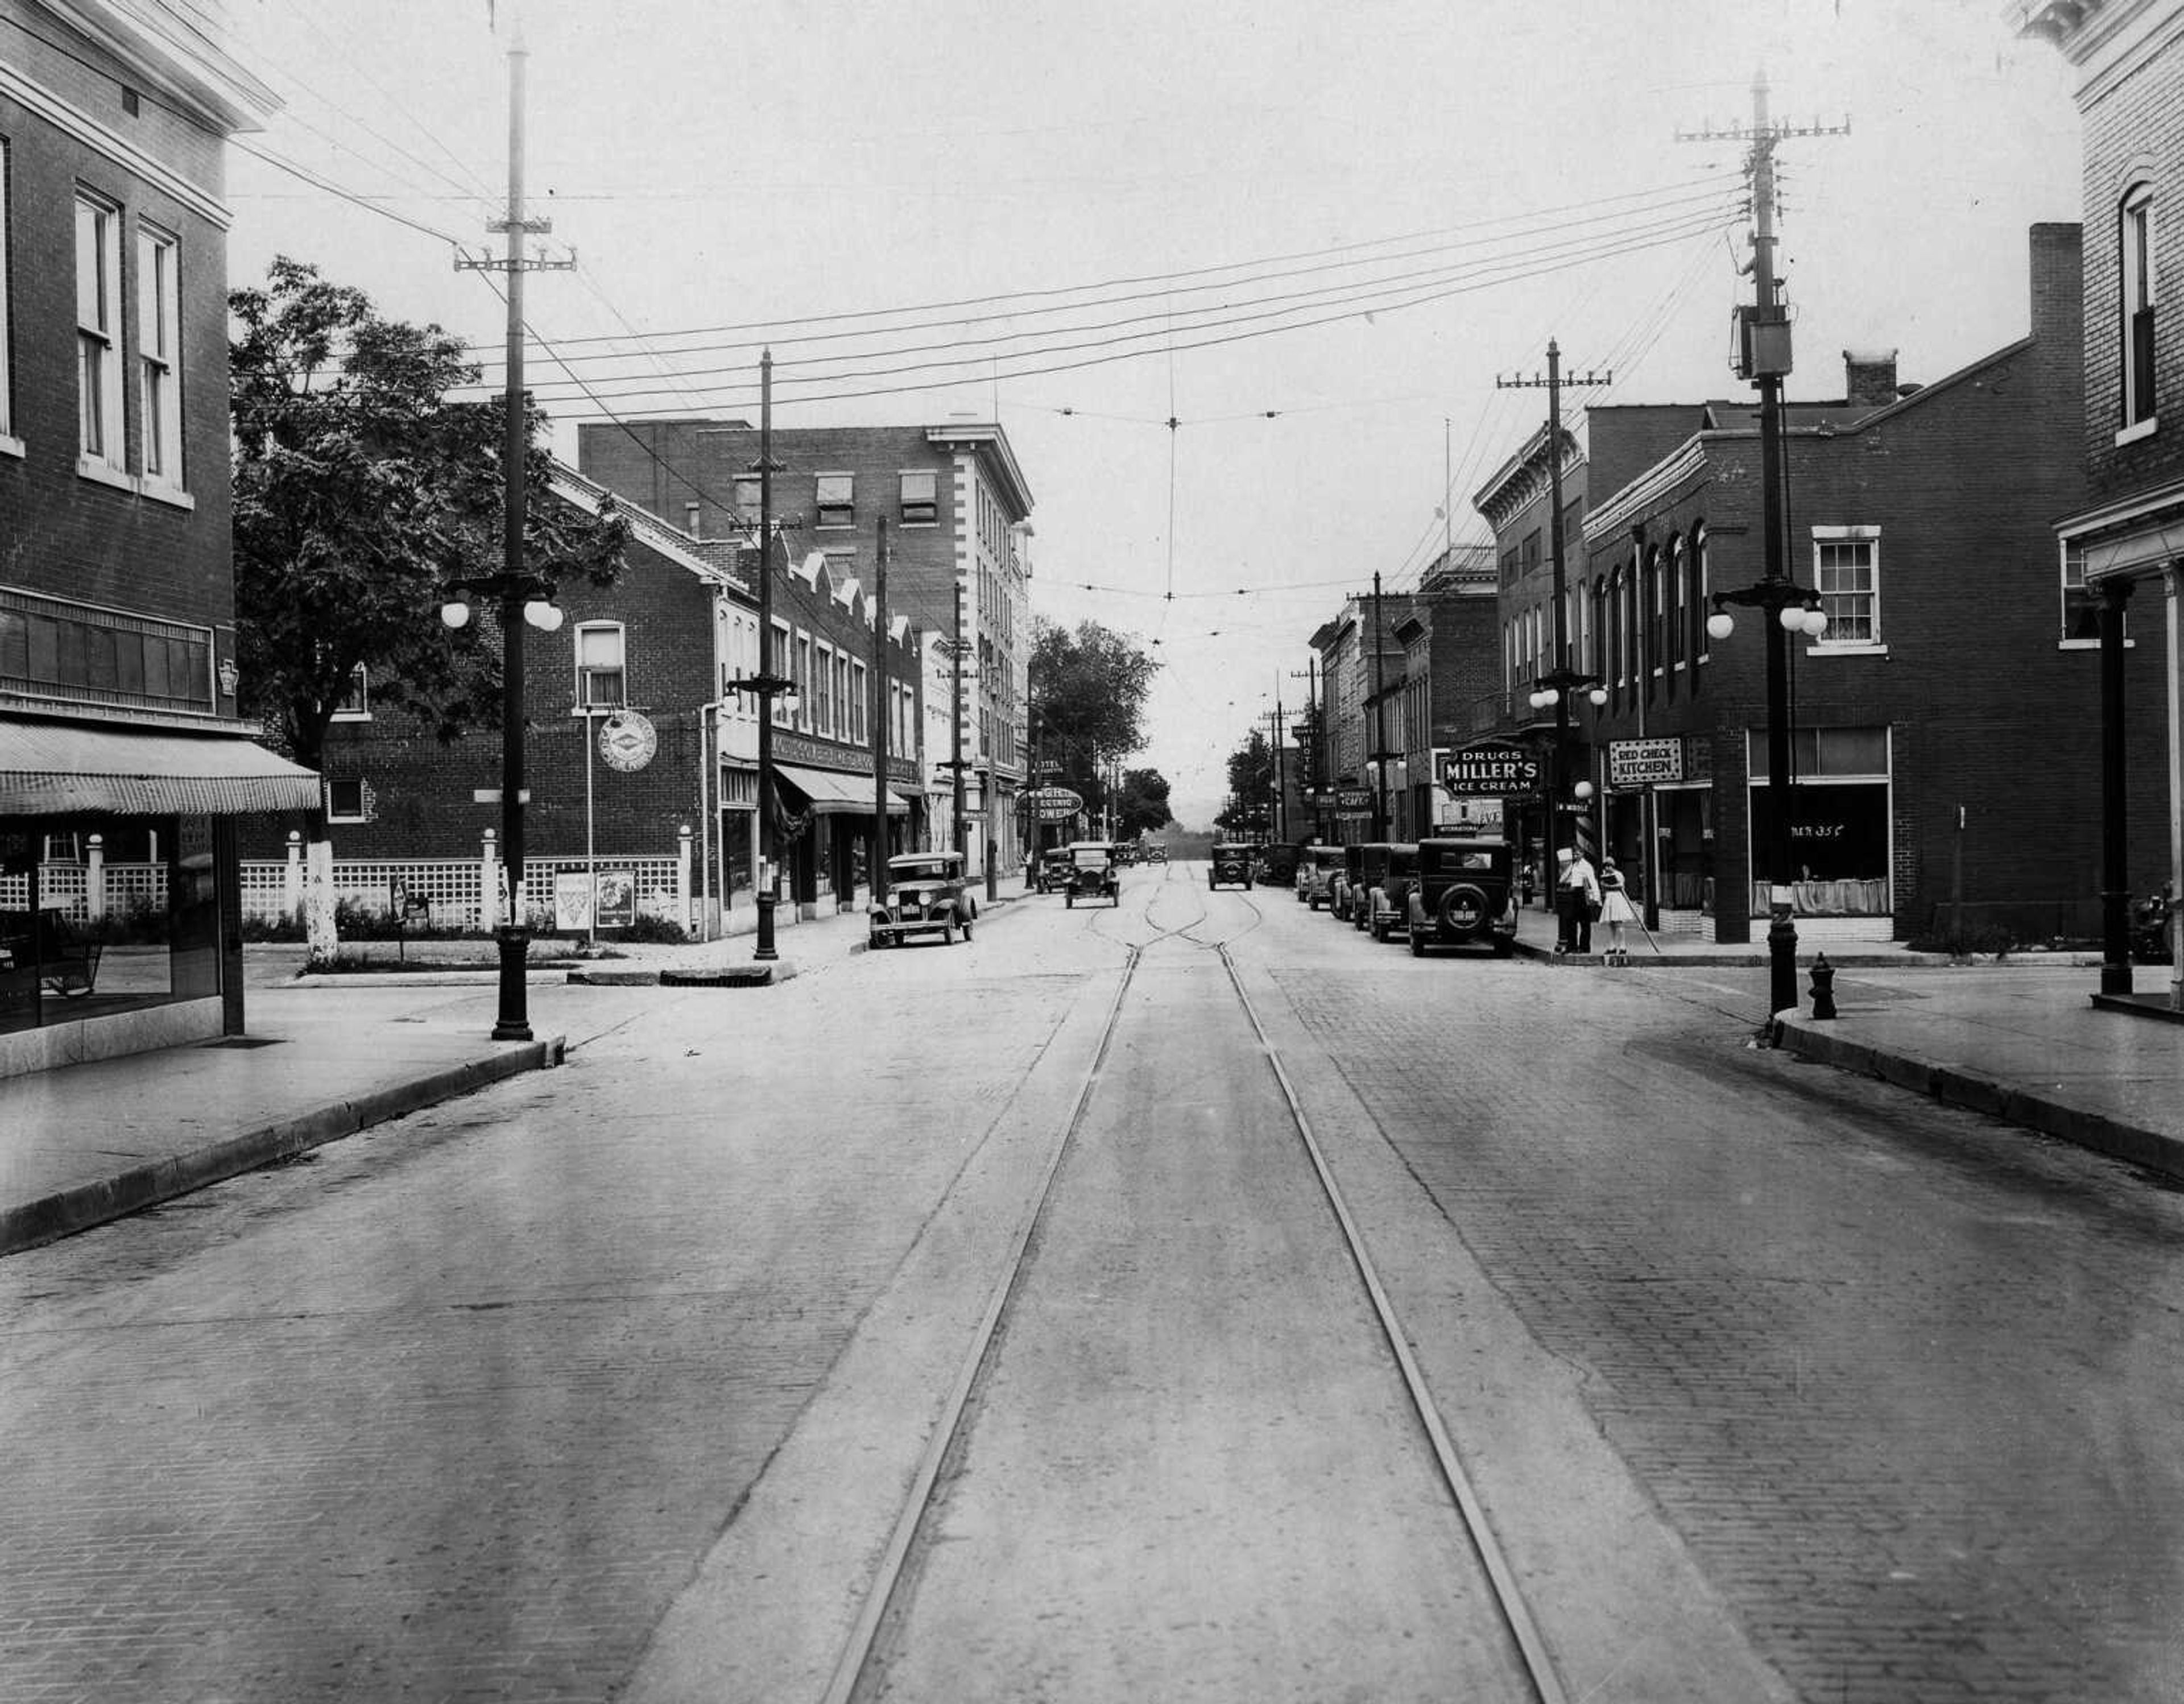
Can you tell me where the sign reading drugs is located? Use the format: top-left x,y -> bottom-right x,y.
1609,737 -> 1685,787
1441,739 -> 1541,796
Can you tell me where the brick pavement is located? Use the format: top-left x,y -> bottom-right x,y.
1263,954 -> 2184,1703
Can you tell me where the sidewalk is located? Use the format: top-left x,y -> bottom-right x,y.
1507,900 -> 2184,1182
1,880 -> 988,1258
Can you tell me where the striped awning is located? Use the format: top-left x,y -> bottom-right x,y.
775,763 -> 906,816
0,721 -> 323,816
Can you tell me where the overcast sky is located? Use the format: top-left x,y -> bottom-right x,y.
224,0 -> 2084,828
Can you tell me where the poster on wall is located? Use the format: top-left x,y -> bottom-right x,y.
553,871 -> 593,933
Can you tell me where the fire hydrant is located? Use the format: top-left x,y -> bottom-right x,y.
1809,953 -> 1838,1020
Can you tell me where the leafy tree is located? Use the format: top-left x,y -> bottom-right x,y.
1112,767 -> 1173,841
231,257 -> 627,957
1215,729 -> 1276,836
1028,618 -> 1160,819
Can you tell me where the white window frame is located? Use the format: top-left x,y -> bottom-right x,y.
770,617 -> 792,724
795,630 -> 813,730
2121,181 -> 2158,444
814,472 -> 854,529
733,475 -> 762,527
851,660 -> 868,746
136,222 -> 183,490
1809,526 -> 1885,653
899,469 -> 938,526
814,640 -> 834,737
75,191 -> 124,473
331,664 -> 370,721
325,777 -> 367,823
574,621 -> 628,709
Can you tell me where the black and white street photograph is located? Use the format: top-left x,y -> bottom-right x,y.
6,1 -> 2184,1698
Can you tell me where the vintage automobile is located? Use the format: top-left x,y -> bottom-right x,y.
1329,842 -> 1366,921
1348,843 -> 1397,931
1143,842 -> 1169,864
1294,846 -> 1344,909
1064,841 -> 1122,907
1363,843 -> 1421,943
868,851 -> 977,947
1208,842 -> 1256,890
1405,838 -> 1519,957
1256,842 -> 1302,888
1035,846 -> 1075,894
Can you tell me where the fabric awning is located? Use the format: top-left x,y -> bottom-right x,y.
0,721 -> 324,816
775,763 -> 906,816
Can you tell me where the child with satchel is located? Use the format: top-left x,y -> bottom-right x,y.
1598,857 -> 1639,965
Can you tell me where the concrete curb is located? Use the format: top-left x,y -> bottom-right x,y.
1772,1018 -> 2184,1184
0,1035 -> 565,1258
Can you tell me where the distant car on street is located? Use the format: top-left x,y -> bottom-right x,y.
1143,842 -> 1169,864
1347,844 -> 1397,931
1363,843 -> 1421,943
1405,838 -> 1518,957
868,851 -> 977,947
1295,846 -> 1343,909
1064,841 -> 1122,908
1208,842 -> 1256,890
1036,847 -> 1074,894
1257,842 -> 1302,888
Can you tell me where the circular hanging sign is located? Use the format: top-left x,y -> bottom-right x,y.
598,710 -> 657,773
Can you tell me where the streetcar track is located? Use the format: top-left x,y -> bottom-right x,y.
821,861 -> 1566,1704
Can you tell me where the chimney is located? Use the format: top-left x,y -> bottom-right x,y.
2027,221 -> 2084,350
1843,349 -> 1899,408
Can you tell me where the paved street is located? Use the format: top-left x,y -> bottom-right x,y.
4,862 -> 2182,1701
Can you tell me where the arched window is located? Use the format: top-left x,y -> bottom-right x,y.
1665,533 -> 1686,677
1644,545 -> 1664,701
1689,521 -> 1710,675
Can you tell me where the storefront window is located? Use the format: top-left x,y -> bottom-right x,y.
0,813 -> 213,1035
1745,727 -> 1891,916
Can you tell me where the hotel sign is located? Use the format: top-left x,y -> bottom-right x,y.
1441,740 -> 1541,797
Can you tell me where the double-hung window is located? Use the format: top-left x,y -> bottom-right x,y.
814,473 -> 854,528
1811,527 -> 1881,646
137,224 -> 182,486
75,193 -> 123,469
0,141 -> 14,447
2122,183 -> 2157,437
575,622 -> 627,708
900,469 -> 937,525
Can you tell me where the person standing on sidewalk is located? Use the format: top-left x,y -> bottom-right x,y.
1556,845 -> 1600,956
1597,857 -> 1639,964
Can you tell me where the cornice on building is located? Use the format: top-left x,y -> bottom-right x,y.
1472,423 -> 1583,533
2013,0 -> 2184,101
41,0 -> 280,131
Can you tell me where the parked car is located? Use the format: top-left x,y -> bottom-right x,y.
1330,842 -> 1366,921
869,851 -> 977,947
1363,843 -> 1421,942
1208,842 -> 1256,890
1257,842 -> 1302,888
1349,844 -> 1396,930
1036,847 -> 1075,894
1295,845 -> 1343,909
1405,838 -> 1518,957
1064,841 -> 1122,907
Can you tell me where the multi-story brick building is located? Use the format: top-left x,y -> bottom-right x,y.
1308,588 -> 1410,844
0,1 -> 317,1073
296,468 -> 926,934
1573,225 -> 2155,944
1390,545 -> 1500,839
577,417 -> 1033,879
2020,0 -> 2184,994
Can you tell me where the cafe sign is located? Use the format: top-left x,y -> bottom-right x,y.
1608,737 -> 1685,787
1441,739 -> 1541,797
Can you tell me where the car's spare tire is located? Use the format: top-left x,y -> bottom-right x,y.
1438,883 -> 1490,934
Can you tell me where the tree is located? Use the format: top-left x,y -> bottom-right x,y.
231,257 -> 628,958
1028,618 -> 1160,821
1215,730 -> 1275,837
1112,768 -> 1173,841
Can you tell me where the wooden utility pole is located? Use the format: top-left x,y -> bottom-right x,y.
871,515 -> 890,887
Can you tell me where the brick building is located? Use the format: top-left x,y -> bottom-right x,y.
1390,544 -> 1500,839
577,417 -> 1033,878
2020,0 -> 2184,994
1307,588 -> 1411,843
293,468 -> 926,935
0,1 -> 317,1074
1574,225 -> 2156,944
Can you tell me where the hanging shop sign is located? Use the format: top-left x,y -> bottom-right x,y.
1608,737 -> 1685,788
598,710 -> 657,773
1028,785 -> 1085,822
1441,739 -> 1541,797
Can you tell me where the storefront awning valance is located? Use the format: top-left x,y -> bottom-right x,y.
775,763 -> 907,816
0,722 -> 323,817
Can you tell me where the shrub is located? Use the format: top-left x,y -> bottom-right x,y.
1906,921 -> 2016,958
616,912 -> 690,945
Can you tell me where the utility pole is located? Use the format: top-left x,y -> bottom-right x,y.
1682,70 -> 1846,1015
1368,574 -> 1401,841
453,5 -> 573,1040
950,576 -> 967,865
871,515 -> 890,890
1498,340 -> 1608,857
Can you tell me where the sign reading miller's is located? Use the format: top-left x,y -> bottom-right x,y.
1441,739 -> 1541,797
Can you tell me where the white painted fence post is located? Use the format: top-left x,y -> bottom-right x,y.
284,830 -> 303,920
85,834 -> 105,921
481,828 -> 500,930
677,823 -> 694,934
